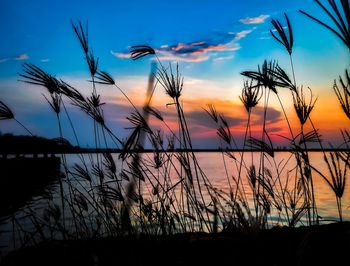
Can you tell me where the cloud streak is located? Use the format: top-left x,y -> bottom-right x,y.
155,38 -> 241,62
0,54 -> 30,63
112,29 -> 254,63
14,54 -> 29,60
111,50 -> 130,59
213,55 -> 235,62
240,14 -> 270,24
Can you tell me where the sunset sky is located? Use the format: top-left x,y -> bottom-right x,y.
0,0 -> 349,148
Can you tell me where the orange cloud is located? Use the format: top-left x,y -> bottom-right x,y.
95,76 -> 349,148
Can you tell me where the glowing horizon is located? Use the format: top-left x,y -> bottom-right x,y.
0,0 -> 349,148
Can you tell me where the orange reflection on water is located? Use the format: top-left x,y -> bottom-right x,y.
192,152 -> 350,222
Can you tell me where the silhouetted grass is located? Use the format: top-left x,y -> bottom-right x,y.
334,70 -> 350,119
0,4 -> 349,257
300,0 -> 350,50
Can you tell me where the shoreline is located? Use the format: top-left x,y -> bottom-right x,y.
2,147 -> 350,156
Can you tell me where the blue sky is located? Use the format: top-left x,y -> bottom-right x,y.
0,0 -> 349,148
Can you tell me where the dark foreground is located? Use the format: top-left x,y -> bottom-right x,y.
0,156 -> 60,218
2,222 -> 350,266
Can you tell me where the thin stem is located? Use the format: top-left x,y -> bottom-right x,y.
276,94 -> 295,140
56,113 -> 67,240
289,55 -> 297,88
234,110 -> 251,204
62,101 -> 80,146
14,118 -> 33,136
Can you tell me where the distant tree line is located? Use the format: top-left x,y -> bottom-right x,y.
0,133 -> 78,154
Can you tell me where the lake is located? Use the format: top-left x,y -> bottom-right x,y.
0,151 -> 349,254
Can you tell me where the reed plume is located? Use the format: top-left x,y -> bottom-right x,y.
157,63 -> 183,100
239,80 -> 262,112
72,20 -> 99,76
241,60 -> 295,93
270,13 -> 294,55
300,0 -> 350,50
334,69 -> 350,119
0,99 -> 33,135
0,100 -> 14,120
130,45 -> 155,60
312,152 -> 348,222
293,86 -> 317,125
19,63 -> 60,94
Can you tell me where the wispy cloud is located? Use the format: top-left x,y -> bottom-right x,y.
111,50 -> 130,59
0,58 -> 9,63
0,54 -> 30,63
112,29 -> 254,63
240,14 -> 270,24
213,55 -> 235,62
14,54 -> 29,61
235,28 -> 255,40
40,58 -> 50,63
155,41 -> 234,62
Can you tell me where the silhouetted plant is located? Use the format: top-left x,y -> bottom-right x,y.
72,163 -> 92,182
72,20 -> 99,94
59,80 -> 86,103
95,71 -> 115,85
241,60 -> 278,94
271,13 -> 294,55
4,6 -> 350,249
43,92 -> 62,115
334,69 -> 350,119
247,132 -> 275,158
143,106 -> 163,121
0,100 -> 33,135
239,80 -> 262,112
270,63 -> 296,92
243,60 -> 296,144
298,129 -> 322,146
43,89 -> 66,237
300,0 -> 350,50
293,86 -> 317,125
130,45 -> 155,60
204,104 -> 219,123
270,12 -> 298,90
86,52 -> 99,77
242,60 -> 296,92
339,130 -> 350,170
312,152 -> 348,221
217,125 -> 232,145
71,20 -> 89,54
157,63 -> 183,100
0,100 -> 14,120
20,63 -> 60,94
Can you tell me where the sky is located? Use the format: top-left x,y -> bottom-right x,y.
0,0 -> 349,148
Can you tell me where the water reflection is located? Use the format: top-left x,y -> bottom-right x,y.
0,152 -> 349,254
62,152 -> 350,222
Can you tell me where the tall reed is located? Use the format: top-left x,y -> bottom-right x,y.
0,100 -> 33,136
2,4 -> 350,249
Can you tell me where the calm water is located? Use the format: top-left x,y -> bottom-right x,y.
195,152 -> 350,220
0,151 -> 349,254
